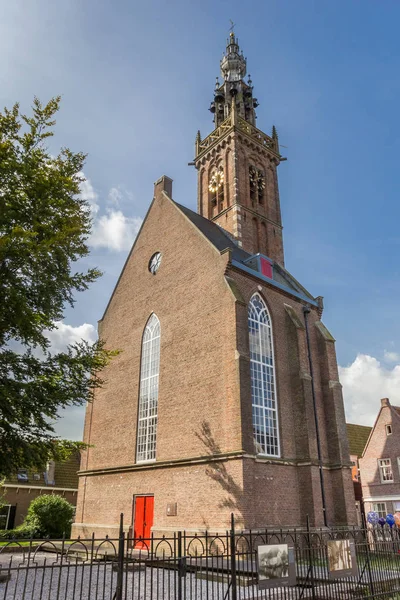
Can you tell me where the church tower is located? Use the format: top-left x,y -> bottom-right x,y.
195,32 -> 285,265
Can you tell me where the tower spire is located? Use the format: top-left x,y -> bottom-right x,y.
210,30 -> 258,128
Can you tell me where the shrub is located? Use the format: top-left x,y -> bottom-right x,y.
24,495 -> 74,538
0,524 -> 37,539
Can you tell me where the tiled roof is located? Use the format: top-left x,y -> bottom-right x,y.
54,453 -> 80,489
173,201 -> 316,303
3,453 -> 80,490
346,423 -> 372,457
173,201 -> 251,262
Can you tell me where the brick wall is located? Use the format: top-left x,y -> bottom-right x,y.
74,180 -> 356,536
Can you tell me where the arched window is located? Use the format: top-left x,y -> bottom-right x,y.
136,314 -> 160,462
248,294 -> 280,456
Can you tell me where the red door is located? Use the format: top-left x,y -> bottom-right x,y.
133,496 -> 154,549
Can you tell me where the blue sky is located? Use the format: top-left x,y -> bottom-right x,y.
2,0 -> 400,436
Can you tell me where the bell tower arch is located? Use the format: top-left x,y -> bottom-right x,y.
194,32 -> 286,266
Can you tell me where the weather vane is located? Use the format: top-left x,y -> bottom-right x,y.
229,19 -> 235,34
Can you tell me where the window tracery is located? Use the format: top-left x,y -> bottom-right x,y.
136,314 -> 160,463
248,294 -> 280,457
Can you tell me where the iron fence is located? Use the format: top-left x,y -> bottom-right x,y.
1,514 -> 400,599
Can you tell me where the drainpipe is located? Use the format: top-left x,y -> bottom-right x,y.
303,305 -> 328,527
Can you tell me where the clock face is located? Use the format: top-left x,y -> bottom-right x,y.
208,167 -> 224,193
149,252 -> 162,275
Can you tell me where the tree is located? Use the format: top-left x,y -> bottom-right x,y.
24,494 -> 75,538
0,97 -> 115,477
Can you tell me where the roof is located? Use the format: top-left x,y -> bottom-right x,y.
3,453 -> 80,490
346,423 -> 372,457
173,201 -> 250,262
173,201 -> 317,304
54,454 -> 80,488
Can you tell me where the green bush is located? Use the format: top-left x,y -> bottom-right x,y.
24,494 -> 74,538
0,524 -> 37,539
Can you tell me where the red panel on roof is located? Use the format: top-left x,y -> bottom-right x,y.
260,257 -> 273,279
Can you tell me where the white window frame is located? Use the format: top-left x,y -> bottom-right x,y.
248,293 -> 280,457
385,424 -> 392,436
397,457 -> 400,478
378,458 -> 393,483
136,314 -> 161,463
372,502 -> 387,519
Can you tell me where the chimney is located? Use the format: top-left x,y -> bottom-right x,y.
381,398 -> 390,407
154,175 -> 173,199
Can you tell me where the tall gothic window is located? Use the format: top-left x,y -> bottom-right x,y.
248,294 -> 280,456
136,314 -> 160,462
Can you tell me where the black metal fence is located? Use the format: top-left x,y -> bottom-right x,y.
1,514 -> 400,600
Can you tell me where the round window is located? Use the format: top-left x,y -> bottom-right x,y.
149,252 -> 162,275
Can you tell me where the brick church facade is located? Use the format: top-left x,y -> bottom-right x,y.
72,33 -> 356,539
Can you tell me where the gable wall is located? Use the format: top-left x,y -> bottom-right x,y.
360,404 -> 400,502
80,192 -> 242,474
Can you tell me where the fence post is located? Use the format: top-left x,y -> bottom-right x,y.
177,530 -> 186,600
230,513 -> 237,600
306,515 -> 316,600
115,513 -> 125,600
361,511 -> 375,597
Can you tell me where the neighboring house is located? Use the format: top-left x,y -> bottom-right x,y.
346,423 -> 372,524
359,398 -> 400,518
0,454 -> 80,530
73,32 -> 356,540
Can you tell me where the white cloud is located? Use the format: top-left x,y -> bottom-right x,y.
90,210 -> 142,251
384,350 -> 400,363
108,186 -> 123,206
42,321 -> 97,440
45,321 -> 97,354
339,354 -> 400,426
79,174 -> 142,252
79,173 -> 99,215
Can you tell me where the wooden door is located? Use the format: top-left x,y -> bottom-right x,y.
133,495 -> 154,549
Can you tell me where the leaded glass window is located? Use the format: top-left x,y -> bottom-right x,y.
248,294 -> 280,456
136,314 -> 160,462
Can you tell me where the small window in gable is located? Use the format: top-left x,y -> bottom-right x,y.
386,424 -> 392,436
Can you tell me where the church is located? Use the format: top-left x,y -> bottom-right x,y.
72,32 -> 356,540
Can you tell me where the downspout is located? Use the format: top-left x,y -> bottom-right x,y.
303,306 -> 328,527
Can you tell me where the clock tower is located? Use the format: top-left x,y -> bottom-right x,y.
194,32 -> 285,265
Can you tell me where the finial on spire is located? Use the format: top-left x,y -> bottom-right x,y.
229,19 -> 235,34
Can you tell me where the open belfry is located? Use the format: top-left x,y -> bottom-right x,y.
73,32 -> 356,539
